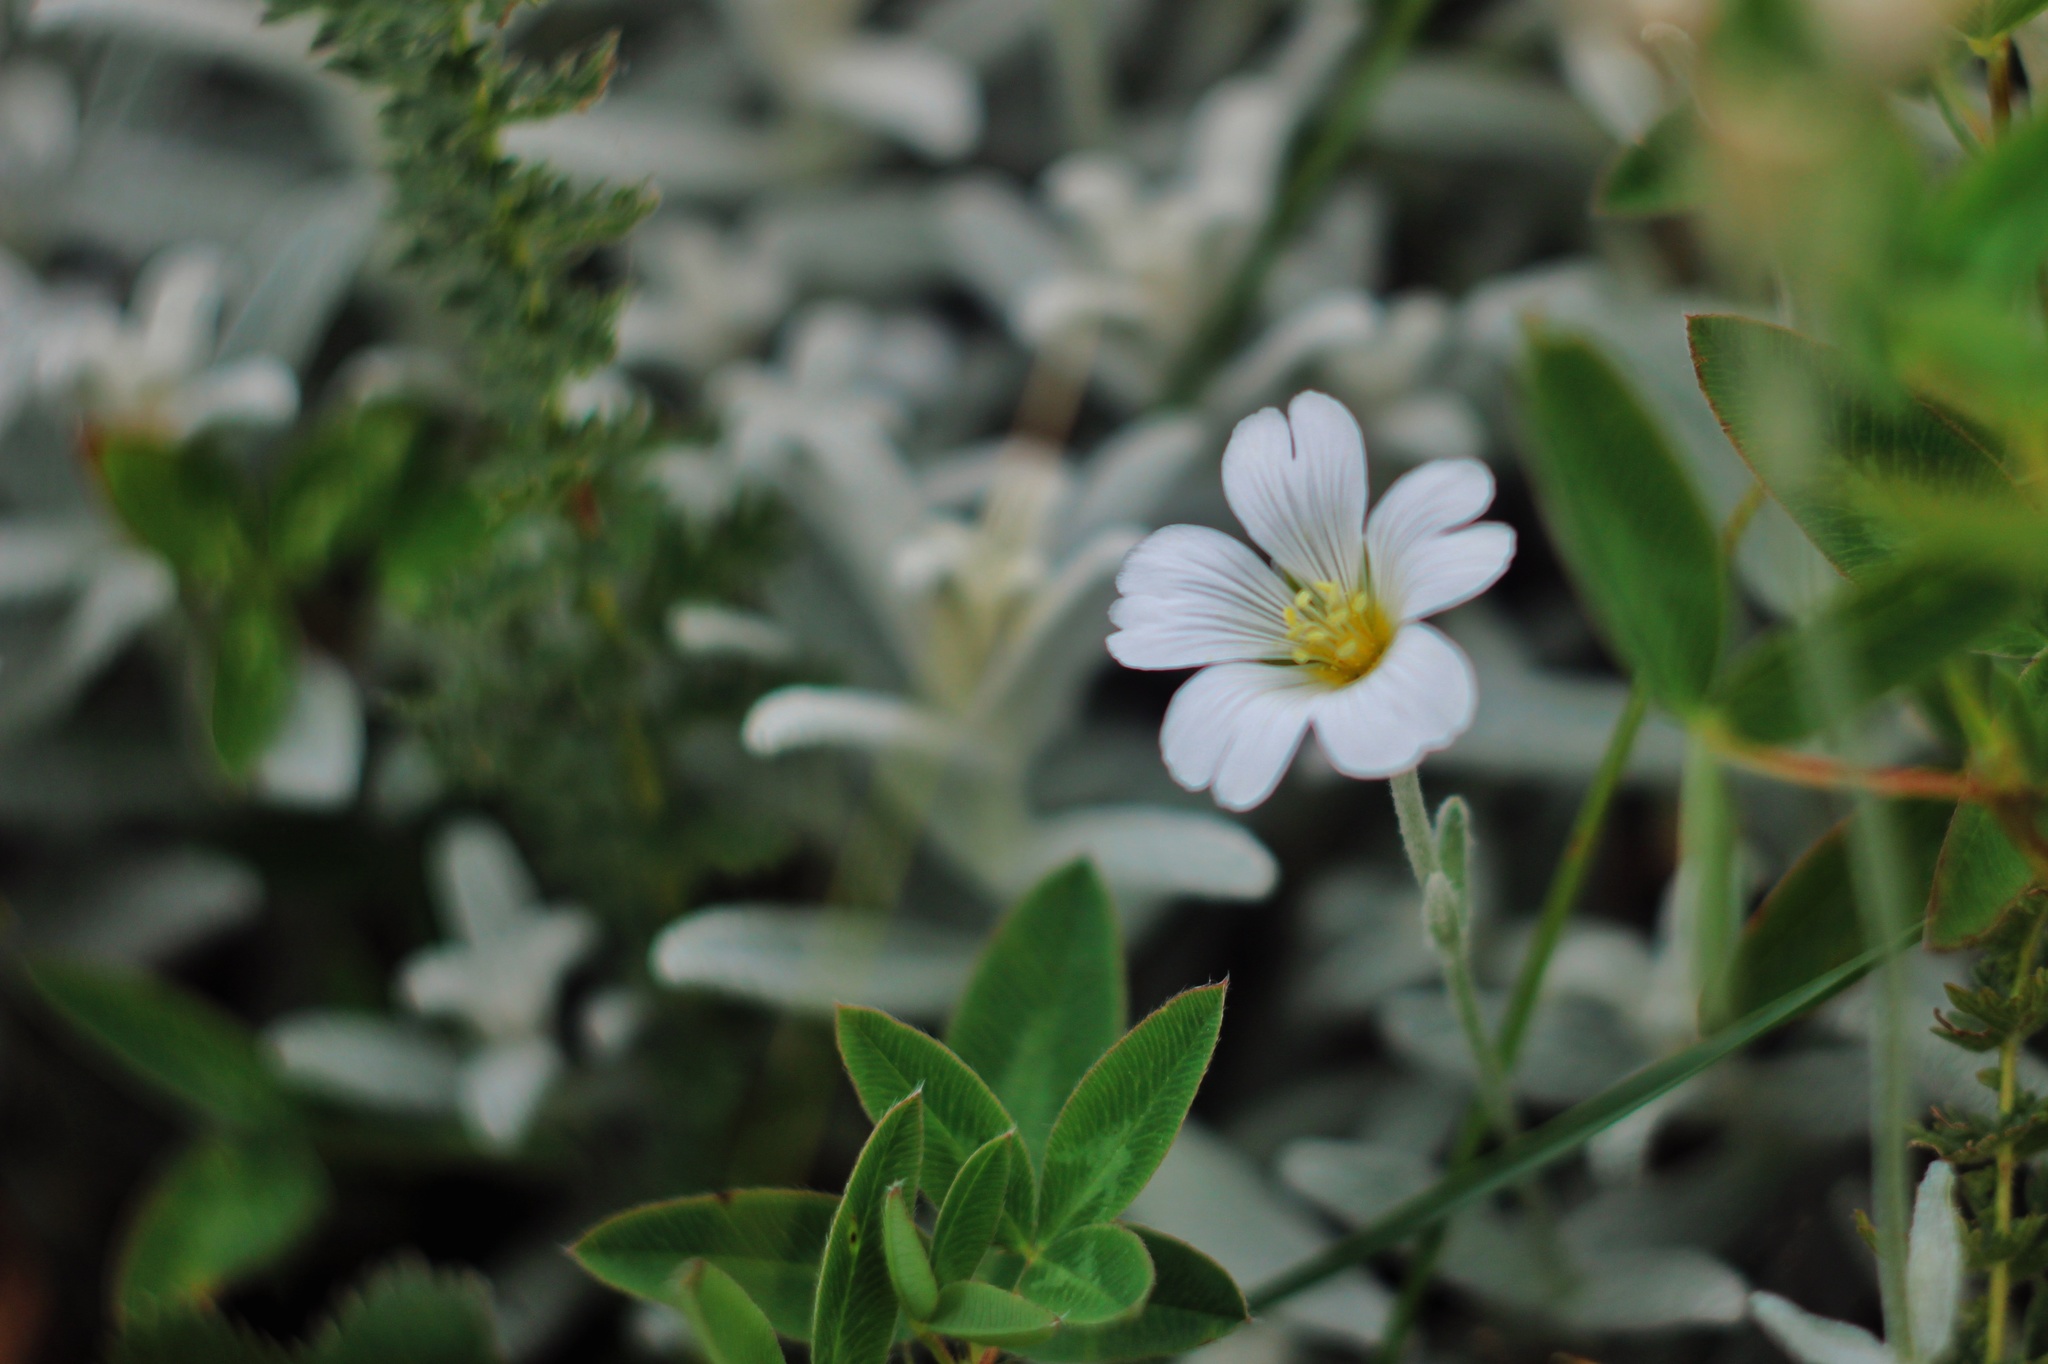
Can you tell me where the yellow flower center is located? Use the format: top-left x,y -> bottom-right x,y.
1283,581 -> 1395,685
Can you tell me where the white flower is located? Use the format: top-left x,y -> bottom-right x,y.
1751,1160 -> 1963,1364
1107,391 -> 1515,811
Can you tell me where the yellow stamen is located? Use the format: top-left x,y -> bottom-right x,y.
1283,581 -> 1395,685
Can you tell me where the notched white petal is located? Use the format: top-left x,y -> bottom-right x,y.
1386,521 -> 1516,622
1108,524 -> 1293,670
1221,393 -> 1367,590
1161,662 -> 1323,811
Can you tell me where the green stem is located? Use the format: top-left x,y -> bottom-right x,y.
1438,919 -> 1518,1142
1390,766 -> 1438,883
1163,0 -> 1437,404
1370,687 -> 1646,1362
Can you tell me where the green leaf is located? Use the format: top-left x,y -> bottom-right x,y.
211,597 -> 298,774
673,1259 -> 787,1364
1687,314 -> 2014,577
922,1282 -> 1058,1346
882,1185 -> 939,1320
947,861 -> 1125,1165
305,1258 -> 502,1364
836,1006 -> 1014,1203
1929,802 -> 2036,948
1037,985 -> 1225,1240
1246,930 -> 1917,1309
98,434 -> 256,596
1712,559 -> 2025,744
118,1130 -> 329,1318
268,404 -> 419,583
1519,329 -> 1726,712
1017,1224 -> 1154,1326
932,1133 -> 1016,1284
113,1303 -> 292,1364
813,1092 -> 925,1364
1707,804 -> 1950,1030
24,958 -> 292,1128
1596,106 -> 1701,218
572,1190 -> 839,1339
1025,1229 -> 1246,1363
1955,0 -> 2048,42
377,486 -> 492,616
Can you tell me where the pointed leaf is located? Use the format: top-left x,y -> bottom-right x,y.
882,1186 -> 939,1320
1712,559 -> 2025,744
118,1130 -> 329,1318
1026,1228 -> 1247,1362
932,1133 -> 1016,1284
922,1282 -> 1059,1346
1519,330 -> 1726,712
1038,985 -> 1225,1239
836,1006 -> 1014,1201
674,1259 -> 787,1364
268,404 -> 420,584
1596,106 -> 1702,218
1930,801 -> 2036,949
98,434 -> 256,596
112,1303 -> 292,1364
948,861 -> 1125,1164
1687,314 -> 2013,577
813,1093 -> 925,1364
211,597 -> 298,774
23,958 -> 292,1128
1017,1223 -> 1154,1326
572,1190 -> 839,1339
304,1258 -> 501,1364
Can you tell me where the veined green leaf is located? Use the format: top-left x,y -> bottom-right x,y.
1706,803 -> 1950,1030
813,1093 -> 924,1364
836,1006 -> 1014,1202
24,958 -> 292,1128
674,1259 -> 788,1364
882,1186 -> 939,1320
1519,329 -> 1727,713
1929,801 -> 2036,948
1687,314 -> 2014,577
932,1133 -> 1017,1284
304,1258 -> 500,1364
118,1130 -> 329,1318
922,1282 -> 1058,1346
1712,559 -> 2025,744
1038,985 -> 1225,1239
1245,933 -> 1913,1310
211,596 -> 299,775
1017,1224 -> 1153,1326
1596,106 -> 1701,218
1025,1229 -> 1245,1362
947,861 -> 1125,1165
572,1189 -> 839,1339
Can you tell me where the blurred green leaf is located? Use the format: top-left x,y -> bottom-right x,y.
1037,985 -> 1225,1240
24,958 -> 293,1128
673,1259 -> 788,1364
882,1186 -> 939,1320
119,1130 -> 329,1318
113,1304 -> 292,1364
836,1006 -> 1015,1204
1016,1223 -> 1153,1326
99,434 -> 256,597
304,1258 -> 501,1364
1886,290 -> 2048,435
1519,329 -> 1727,712
572,1189 -> 839,1339
1955,0 -> 2048,41
1706,804 -> 1949,1030
377,486 -> 492,616
922,1282 -> 1058,1346
1712,559 -> 2025,744
947,861 -> 1125,1165
931,1133 -> 1016,1284
1689,314 -> 2016,576
269,404 -> 419,584
813,1092 -> 924,1364
1026,1229 -> 1246,1362
1596,107 -> 1701,218
1930,801 -> 2036,948
211,597 -> 298,774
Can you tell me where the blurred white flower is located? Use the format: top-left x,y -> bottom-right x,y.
254,651 -> 365,811
617,217 -> 792,375
1751,1160 -> 1962,1364
1108,392 -> 1514,811
37,245 -> 297,438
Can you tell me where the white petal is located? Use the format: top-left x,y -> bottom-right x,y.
132,246 -> 224,380
166,356 -> 299,434
1749,1293 -> 1894,1364
668,603 -> 797,662
1161,662 -> 1324,812
255,653 -> 364,810
1012,805 -> 1278,901
1385,522 -> 1516,622
1222,394 -> 1368,590
1108,525 -> 1293,669
1363,459 -> 1501,618
432,818 -> 540,942
265,1011 -> 461,1114
742,686 -> 970,762
1907,1161 -> 1963,1364
1310,623 -> 1476,778
650,905 -> 979,1018
807,39 -> 981,161
460,1038 -> 561,1149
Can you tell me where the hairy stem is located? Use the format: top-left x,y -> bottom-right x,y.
1390,767 -> 1438,883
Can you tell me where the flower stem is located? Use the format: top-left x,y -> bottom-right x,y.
1390,766 -> 1438,883
1991,37 -> 2015,139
